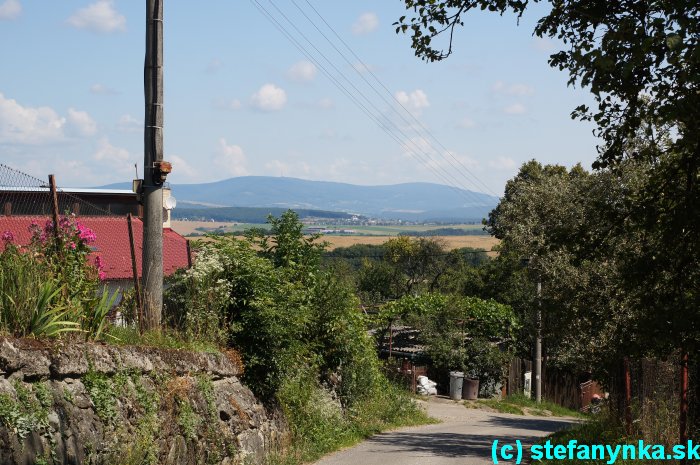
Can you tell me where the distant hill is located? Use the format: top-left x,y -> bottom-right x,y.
101,176 -> 499,222
171,206 -> 355,223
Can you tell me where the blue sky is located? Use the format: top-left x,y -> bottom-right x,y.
0,0 -> 599,195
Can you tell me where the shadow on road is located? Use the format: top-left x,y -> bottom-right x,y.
363,415 -> 577,459
366,432 -> 527,458
483,415 -> 578,434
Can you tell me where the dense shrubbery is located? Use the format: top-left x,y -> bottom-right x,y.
0,216 -> 115,339
164,211 -> 430,461
372,293 -> 519,392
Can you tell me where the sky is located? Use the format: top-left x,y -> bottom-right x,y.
0,0 -> 601,197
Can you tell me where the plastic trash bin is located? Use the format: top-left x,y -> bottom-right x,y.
449,371 -> 464,400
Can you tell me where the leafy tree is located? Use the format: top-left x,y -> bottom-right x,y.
401,294 -> 519,389
250,210 -> 327,272
396,0 -> 700,365
395,4 -> 699,361
354,236 -> 450,305
395,0 -> 700,169
323,244 -> 387,270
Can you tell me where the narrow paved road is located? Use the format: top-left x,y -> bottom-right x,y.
314,397 -> 577,465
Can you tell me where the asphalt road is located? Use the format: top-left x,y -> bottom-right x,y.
313,397 -> 577,465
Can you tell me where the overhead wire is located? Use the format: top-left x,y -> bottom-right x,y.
249,0 -> 494,208
260,0 -> 489,207
279,0 -> 491,204
296,0 -> 500,198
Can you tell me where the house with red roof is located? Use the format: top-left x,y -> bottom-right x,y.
0,187 -> 190,299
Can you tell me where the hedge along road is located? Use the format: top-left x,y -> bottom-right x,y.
313,397 -> 577,465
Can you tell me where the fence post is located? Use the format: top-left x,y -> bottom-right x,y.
624,357 -> 632,435
127,214 -> 144,334
680,351 -> 689,464
48,175 -> 62,252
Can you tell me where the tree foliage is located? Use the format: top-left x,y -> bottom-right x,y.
395,0 -> 700,169
396,0 -> 700,373
484,158 -> 699,374
381,293 -> 519,386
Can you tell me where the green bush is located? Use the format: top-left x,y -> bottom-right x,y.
278,365 -> 431,463
0,217 -> 114,340
392,294 -> 519,389
164,211 -> 433,463
163,245 -> 231,344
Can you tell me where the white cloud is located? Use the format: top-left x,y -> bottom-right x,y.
214,138 -> 248,176
319,128 -> 338,140
317,98 -> 334,110
206,58 -> 223,73
264,159 -> 293,177
212,98 -> 242,110
352,12 -> 379,35
395,89 -> 430,115
250,83 -> 287,111
116,114 -> 141,132
504,103 -> 526,115
488,156 -> 517,170
93,137 -> 130,161
533,37 -> 556,52
492,81 -> 535,96
0,93 -> 66,144
0,0 -> 21,20
167,154 -> 199,182
287,60 -> 317,82
352,62 -> 375,74
263,158 -> 360,181
400,136 -> 432,156
90,83 -> 118,95
67,0 -> 126,34
456,117 -> 476,129
67,108 -> 97,137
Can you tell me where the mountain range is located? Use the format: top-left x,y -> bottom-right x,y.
103,176 -> 499,222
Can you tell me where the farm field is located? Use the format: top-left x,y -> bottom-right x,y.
171,220 -> 486,236
170,220 -> 237,236
322,234 -> 499,251
172,221 -> 500,252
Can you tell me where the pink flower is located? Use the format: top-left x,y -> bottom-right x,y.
94,255 -> 104,270
69,242 -> 77,250
1,231 -> 13,242
76,223 -> 96,244
98,271 -> 106,281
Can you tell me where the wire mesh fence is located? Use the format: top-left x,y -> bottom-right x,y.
607,354 -> 698,447
0,163 -> 190,328
0,163 -> 137,218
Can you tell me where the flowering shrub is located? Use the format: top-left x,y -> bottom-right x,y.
27,216 -> 103,312
1,231 -> 14,244
163,246 -> 231,343
0,215 -> 113,339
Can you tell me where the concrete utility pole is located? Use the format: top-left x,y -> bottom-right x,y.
142,0 -> 170,330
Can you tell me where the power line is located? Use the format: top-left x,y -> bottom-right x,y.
286,0 -> 493,201
262,0 -> 488,207
297,0 -> 500,198
250,0 -> 493,208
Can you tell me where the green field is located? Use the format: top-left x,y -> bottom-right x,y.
178,221 -> 486,237
320,224 -> 485,235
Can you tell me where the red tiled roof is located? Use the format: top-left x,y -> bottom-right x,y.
0,216 -> 189,280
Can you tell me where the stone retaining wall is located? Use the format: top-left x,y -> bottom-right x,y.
0,338 -> 288,465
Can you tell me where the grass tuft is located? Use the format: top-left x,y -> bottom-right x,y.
106,326 -> 220,353
468,394 -> 586,418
